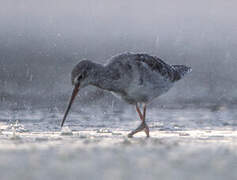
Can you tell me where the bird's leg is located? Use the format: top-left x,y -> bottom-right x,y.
142,104 -> 149,137
128,103 -> 149,138
136,103 -> 143,120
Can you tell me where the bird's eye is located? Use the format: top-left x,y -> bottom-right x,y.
77,75 -> 83,81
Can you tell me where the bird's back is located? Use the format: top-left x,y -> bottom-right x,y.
105,52 -> 191,103
107,52 -> 191,82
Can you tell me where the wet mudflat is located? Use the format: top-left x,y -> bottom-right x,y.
0,107 -> 237,180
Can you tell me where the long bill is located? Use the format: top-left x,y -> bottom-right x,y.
61,84 -> 80,127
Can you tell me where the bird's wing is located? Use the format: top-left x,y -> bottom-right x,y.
107,52 -> 182,82
133,53 -> 179,81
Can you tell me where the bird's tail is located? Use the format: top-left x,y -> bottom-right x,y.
172,65 -> 192,81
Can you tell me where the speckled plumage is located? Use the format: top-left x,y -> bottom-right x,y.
62,52 -> 191,137
71,52 -> 191,104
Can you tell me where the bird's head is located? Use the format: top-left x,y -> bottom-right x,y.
61,60 -> 96,127
71,60 -> 95,88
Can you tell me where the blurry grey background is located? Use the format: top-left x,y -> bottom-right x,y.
0,0 -> 237,110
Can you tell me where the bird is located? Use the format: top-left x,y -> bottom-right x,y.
61,52 -> 192,137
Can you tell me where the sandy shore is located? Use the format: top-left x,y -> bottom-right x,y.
0,126 -> 237,180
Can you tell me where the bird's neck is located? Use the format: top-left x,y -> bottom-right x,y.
89,63 -> 118,92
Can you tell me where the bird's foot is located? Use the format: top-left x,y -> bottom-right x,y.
127,122 -> 150,138
144,123 -> 150,138
127,133 -> 134,138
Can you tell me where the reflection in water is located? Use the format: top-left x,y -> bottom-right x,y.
0,106 -> 236,133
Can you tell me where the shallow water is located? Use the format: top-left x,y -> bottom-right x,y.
1,105 -> 237,132
0,106 -> 237,180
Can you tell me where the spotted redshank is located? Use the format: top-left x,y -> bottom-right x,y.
61,52 -> 191,137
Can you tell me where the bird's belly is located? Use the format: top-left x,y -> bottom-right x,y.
110,81 -> 173,104
110,91 -> 138,104
130,89 -> 163,102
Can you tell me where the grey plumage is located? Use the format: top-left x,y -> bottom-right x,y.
71,52 -> 191,104
62,52 -> 191,137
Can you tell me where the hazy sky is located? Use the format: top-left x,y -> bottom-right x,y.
1,0 -> 237,108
